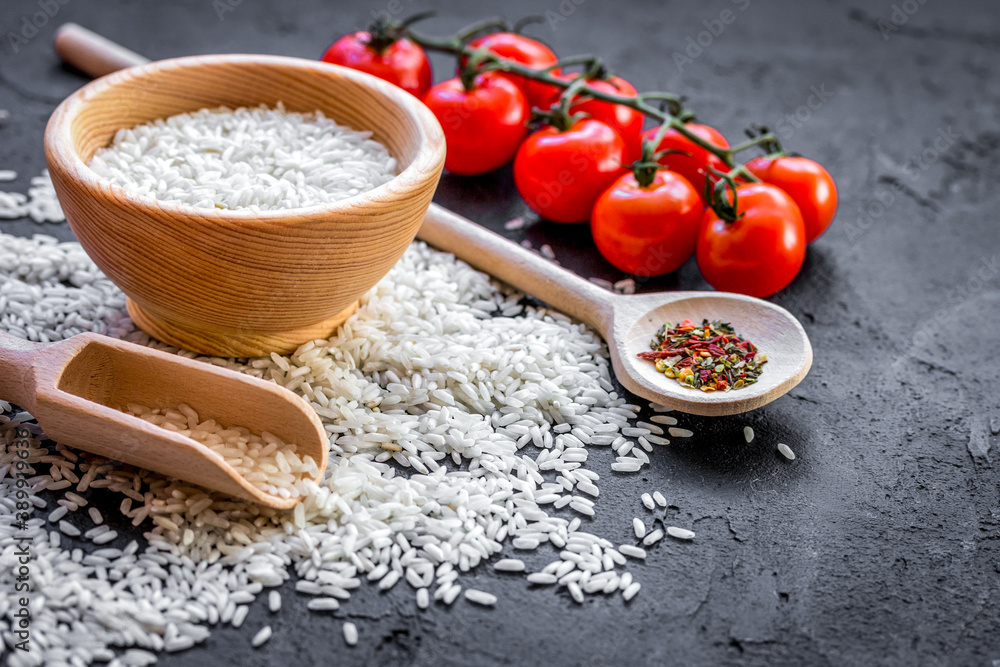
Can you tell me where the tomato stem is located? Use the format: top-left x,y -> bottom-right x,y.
531,80 -> 588,132
408,18 -> 772,180
555,76 -> 591,115
538,54 -> 605,75
727,133 -> 783,156
706,167 -> 743,224
364,11 -> 436,53
458,48 -> 494,91
632,122 -> 686,188
636,92 -> 687,120
455,16 -> 511,42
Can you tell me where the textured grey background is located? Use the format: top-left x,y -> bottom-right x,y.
1,0 -> 999,665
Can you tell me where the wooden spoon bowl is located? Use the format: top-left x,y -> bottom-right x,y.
611,292 -> 812,415
44,53 -> 445,357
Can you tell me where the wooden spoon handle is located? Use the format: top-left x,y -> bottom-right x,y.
55,23 -> 148,78
419,204 -> 615,331
0,332 -> 40,410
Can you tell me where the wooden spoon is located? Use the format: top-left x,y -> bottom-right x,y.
0,332 -> 327,508
419,205 -> 812,416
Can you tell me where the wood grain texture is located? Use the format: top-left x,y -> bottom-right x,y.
419,204 -> 812,416
0,331 -> 328,508
44,52 -> 446,356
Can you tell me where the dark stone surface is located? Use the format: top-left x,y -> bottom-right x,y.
2,0 -> 999,665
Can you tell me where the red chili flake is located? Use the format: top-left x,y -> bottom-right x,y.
639,319 -> 767,392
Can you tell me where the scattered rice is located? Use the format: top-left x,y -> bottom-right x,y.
92,530 -> 118,545
632,518 -> 646,539
0,170 -> 64,223
442,585 -> 462,605
88,104 -> 396,211
503,217 -> 525,230
652,491 -> 667,507
588,277 -> 614,290
539,244 -> 556,260
612,278 -> 636,295
618,545 -> 647,559
778,443 -> 796,460
668,427 -> 694,438
622,582 -> 641,601
494,559 -> 526,572
307,598 -> 339,612
58,520 -> 80,536
642,529 -> 664,546
649,415 -> 677,425
744,426 -> 755,443
343,622 -> 359,646
251,625 -> 272,648
667,526 -> 696,541
268,591 -> 281,613
0,225 -> 701,662
464,589 -> 498,606
640,493 -> 655,510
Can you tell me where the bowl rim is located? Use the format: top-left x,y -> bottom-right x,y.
44,53 -> 446,222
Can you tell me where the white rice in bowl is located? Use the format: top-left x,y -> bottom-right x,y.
87,103 -> 397,211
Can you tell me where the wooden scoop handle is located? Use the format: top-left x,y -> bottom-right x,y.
419,204 -> 615,332
0,332 -> 41,410
55,23 -> 148,77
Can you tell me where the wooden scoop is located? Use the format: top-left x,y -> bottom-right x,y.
419,205 -> 812,416
0,332 -> 327,508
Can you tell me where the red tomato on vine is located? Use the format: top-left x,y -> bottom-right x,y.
464,32 -> 557,108
514,118 -> 627,223
541,73 -> 645,165
423,73 -> 529,176
321,28 -> 432,99
642,123 -> 730,204
744,155 -> 838,243
592,170 -> 703,275
696,183 -> 807,297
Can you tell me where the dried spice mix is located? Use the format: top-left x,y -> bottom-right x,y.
637,319 -> 766,391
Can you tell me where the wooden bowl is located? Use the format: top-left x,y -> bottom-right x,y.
44,54 -> 445,357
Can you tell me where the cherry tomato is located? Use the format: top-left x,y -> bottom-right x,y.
514,119 -> 627,223
642,124 -> 730,204
463,33 -> 557,108
696,183 -> 806,297
592,171 -> 703,276
540,73 -> 645,165
423,73 -> 529,176
744,156 -> 838,244
321,32 -> 432,99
